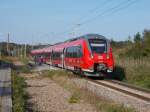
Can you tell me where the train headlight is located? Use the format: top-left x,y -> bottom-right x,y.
107,69 -> 112,73
106,54 -> 109,59
107,67 -> 113,73
90,54 -> 94,59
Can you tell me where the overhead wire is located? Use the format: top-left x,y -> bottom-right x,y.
104,0 -> 139,17
79,0 -> 138,26
56,0 -> 139,37
40,0 -> 140,41
55,0 -> 118,36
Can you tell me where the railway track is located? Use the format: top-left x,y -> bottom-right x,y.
33,63 -> 150,102
89,79 -> 150,102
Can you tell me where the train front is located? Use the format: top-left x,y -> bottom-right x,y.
83,34 -> 114,76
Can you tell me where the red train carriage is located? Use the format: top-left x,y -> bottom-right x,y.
31,34 -> 114,77
31,47 -> 51,64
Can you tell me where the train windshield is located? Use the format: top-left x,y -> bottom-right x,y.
88,39 -> 107,53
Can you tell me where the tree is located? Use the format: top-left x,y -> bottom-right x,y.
143,29 -> 150,46
127,36 -> 132,42
143,29 -> 150,56
134,32 -> 142,43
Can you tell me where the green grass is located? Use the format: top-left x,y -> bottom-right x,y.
19,66 -> 31,73
43,70 -> 135,112
42,70 -> 72,79
68,92 -> 80,104
96,102 -> 134,112
20,58 -> 29,65
12,71 -> 27,112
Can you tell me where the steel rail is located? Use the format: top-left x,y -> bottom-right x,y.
107,80 -> 150,94
88,79 -> 150,102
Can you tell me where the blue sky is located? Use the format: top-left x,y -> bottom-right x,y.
0,0 -> 150,44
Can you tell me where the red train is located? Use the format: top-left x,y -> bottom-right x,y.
31,34 -> 114,76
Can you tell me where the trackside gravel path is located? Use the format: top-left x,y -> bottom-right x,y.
22,73 -> 97,112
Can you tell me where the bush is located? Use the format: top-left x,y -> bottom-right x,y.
19,66 -> 31,73
43,70 -> 71,79
115,57 -> 150,89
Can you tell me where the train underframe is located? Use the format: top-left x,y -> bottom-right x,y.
69,63 -> 113,77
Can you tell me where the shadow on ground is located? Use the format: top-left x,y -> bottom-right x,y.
87,65 -> 126,81
0,86 -> 11,97
112,65 -> 126,81
25,93 -> 38,112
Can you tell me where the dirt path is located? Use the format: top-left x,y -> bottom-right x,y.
0,68 -> 12,112
22,73 -> 97,112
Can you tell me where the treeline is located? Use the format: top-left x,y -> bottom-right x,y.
111,29 -> 150,58
0,42 -> 32,57
0,42 -> 50,57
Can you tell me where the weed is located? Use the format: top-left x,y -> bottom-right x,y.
20,58 -> 29,65
68,92 -> 80,104
12,71 -> 27,112
20,66 -> 31,73
96,102 -> 134,112
42,70 -> 72,79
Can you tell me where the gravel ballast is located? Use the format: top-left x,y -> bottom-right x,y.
71,78 -> 150,112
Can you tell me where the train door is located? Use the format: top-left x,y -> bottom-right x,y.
62,48 -> 65,68
49,52 -> 52,65
51,50 -> 54,66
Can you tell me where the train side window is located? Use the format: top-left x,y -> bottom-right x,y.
74,47 -> 78,58
71,47 -> 74,58
77,46 -> 82,57
65,48 -> 68,57
68,47 -> 71,58
72,47 -> 76,58
69,47 -> 72,57
66,47 -> 71,58
71,47 -> 76,58
66,46 -> 83,58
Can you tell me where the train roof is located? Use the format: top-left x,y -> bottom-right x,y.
31,34 -> 109,54
65,34 -> 107,42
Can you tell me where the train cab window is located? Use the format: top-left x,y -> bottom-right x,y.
88,39 -> 107,53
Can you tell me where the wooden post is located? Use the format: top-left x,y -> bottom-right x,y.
7,33 -> 10,55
